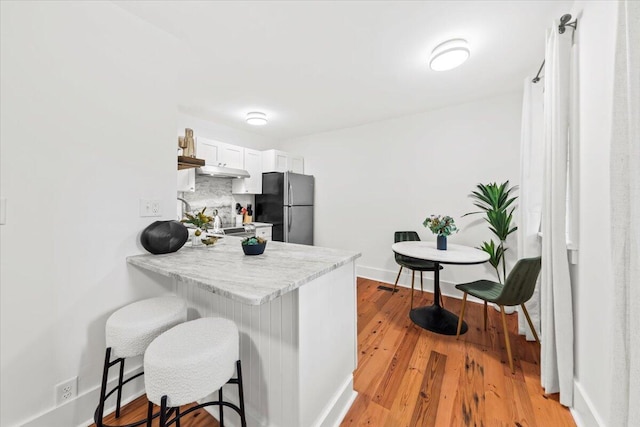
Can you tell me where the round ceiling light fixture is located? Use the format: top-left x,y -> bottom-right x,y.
246,112 -> 268,126
429,39 -> 470,71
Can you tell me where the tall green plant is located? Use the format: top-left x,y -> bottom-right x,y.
464,181 -> 518,283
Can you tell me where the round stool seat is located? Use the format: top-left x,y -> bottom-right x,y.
144,317 -> 239,407
105,296 -> 187,359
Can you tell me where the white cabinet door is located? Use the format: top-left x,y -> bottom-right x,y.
290,155 -> 304,174
256,227 -> 272,241
177,169 -> 195,192
221,145 -> 244,169
263,149 -> 305,173
196,137 -> 222,166
232,148 -> 263,194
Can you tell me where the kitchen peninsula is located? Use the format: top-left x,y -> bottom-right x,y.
127,238 -> 361,427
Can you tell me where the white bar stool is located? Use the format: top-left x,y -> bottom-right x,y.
143,317 -> 247,427
94,296 -> 188,427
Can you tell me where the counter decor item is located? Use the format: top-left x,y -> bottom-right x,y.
241,236 -> 267,255
178,128 -> 196,158
463,181 -> 518,283
140,220 -> 189,254
200,235 -> 220,246
181,207 -> 213,246
423,215 -> 458,250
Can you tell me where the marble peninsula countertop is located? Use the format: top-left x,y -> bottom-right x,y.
127,237 -> 361,305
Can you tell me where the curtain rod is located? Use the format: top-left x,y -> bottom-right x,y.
531,14 -> 578,84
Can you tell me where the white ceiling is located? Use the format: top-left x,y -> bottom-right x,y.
116,0 -> 573,140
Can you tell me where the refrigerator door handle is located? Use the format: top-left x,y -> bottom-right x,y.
288,181 -> 293,206
288,207 -> 292,233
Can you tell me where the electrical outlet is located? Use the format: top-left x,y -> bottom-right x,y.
55,376 -> 77,406
139,199 -> 162,217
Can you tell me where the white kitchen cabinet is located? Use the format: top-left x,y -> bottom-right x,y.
255,225 -> 272,241
177,168 -> 195,192
222,144 -> 244,169
232,148 -> 263,194
262,149 -> 304,174
197,137 -> 245,169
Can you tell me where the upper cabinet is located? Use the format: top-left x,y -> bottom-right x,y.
262,149 -> 304,174
197,137 -> 244,169
232,148 -> 263,194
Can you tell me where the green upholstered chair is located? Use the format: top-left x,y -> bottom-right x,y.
455,256 -> 541,373
393,231 -> 444,308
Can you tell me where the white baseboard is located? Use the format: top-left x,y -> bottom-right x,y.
316,376 -> 357,427
571,380 -> 606,427
19,365 -> 145,427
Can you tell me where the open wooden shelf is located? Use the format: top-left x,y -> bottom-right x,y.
178,156 -> 205,170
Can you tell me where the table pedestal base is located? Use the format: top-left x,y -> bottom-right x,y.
410,305 -> 467,336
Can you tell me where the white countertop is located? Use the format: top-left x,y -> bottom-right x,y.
392,241 -> 490,265
127,237 -> 361,305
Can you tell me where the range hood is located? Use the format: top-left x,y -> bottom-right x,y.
197,165 -> 250,179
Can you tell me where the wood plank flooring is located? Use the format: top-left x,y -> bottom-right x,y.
91,277 -> 575,427
88,395 -> 219,427
341,277 -> 576,427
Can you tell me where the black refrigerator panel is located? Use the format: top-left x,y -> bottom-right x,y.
255,172 -> 285,241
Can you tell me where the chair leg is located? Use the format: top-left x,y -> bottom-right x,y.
393,266 -> 403,293
95,348 -> 112,427
236,360 -> 247,427
219,388 -> 224,426
500,305 -> 514,374
159,396 -> 168,427
456,293 -> 468,339
147,401 -> 154,427
420,271 -> 423,292
175,406 -> 181,427
484,301 -> 488,331
410,270 -> 415,309
521,304 -> 540,343
115,358 -> 125,418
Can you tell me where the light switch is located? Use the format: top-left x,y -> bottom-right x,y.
0,198 -> 6,225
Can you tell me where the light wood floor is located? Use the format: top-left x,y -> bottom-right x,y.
341,277 -> 575,427
92,277 -> 575,427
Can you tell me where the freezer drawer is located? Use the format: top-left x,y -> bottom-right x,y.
284,205 -> 313,245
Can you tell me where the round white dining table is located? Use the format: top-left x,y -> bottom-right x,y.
391,241 -> 490,335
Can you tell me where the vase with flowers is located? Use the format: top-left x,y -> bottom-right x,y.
180,207 -> 213,246
423,215 -> 458,250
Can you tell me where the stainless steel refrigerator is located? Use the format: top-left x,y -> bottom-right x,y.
255,172 -> 314,245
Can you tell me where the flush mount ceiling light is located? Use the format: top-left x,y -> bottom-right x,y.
429,39 -> 470,71
246,112 -> 268,126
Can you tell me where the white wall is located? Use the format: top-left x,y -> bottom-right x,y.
177,112 -> 276,152
277,92 -> 523,293
0,2 -> 178,426
570,1 -> 618,426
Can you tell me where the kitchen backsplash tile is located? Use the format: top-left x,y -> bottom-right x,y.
180,176 -> 253,226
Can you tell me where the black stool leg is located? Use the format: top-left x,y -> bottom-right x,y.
95,348 -> 112,427
175,407 -> 181,427
236,360 -> 247,427
146,401 -> 154,427
218,389 -> 224,426
115,358 -> 125,418
159,396 -> 168,427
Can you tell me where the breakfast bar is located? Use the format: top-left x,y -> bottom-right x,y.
127,238 -> 361,427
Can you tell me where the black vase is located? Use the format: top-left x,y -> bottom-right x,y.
140,220 -> 188,254
437,235 -> 447,250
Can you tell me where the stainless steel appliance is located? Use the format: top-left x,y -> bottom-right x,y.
255,172 -> 314,245
208,224 -> 256,238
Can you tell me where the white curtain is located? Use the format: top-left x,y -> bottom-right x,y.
609,1 -> 640,426
540,23 -> 574,406
517,77 -> 543,341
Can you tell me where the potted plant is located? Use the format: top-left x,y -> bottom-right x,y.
423,215 -> 458,250
464,181 -> 518,283
181,207 -> 213,246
